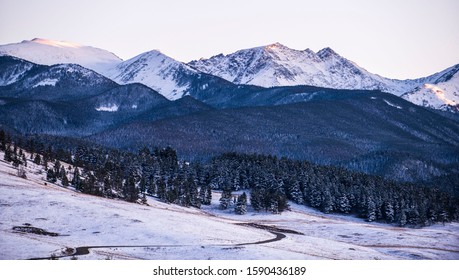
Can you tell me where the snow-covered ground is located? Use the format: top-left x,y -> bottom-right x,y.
1,153 -> 458,260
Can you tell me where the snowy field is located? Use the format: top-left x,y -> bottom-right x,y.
1,154 -> 458,260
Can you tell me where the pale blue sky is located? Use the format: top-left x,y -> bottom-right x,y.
0,0 -> 458,79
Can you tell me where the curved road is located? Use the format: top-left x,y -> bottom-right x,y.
29,229 -> 287,260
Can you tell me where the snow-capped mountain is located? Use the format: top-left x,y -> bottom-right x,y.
0,38 -> 122,73
13,63 -> 112,92
0,56 -> 212,136
402,64 -> 459,112
1,39 -> 458,111
101,50 -> 200,100
188,43 -> 459,111
0,55 -> 116,101
188,43 -> 404,93
0,39 -> 215,101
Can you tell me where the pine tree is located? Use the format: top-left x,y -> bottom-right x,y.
399,210 -> 407,227
0,129 -> 5,151
61,171 -> 69,186
46,168 -> 57,183
59,166 -> 66,181
12,143 -> 17,158
439,210 -> 449,225
22,154 -> 27,167
199,184 -> 206,205
33,154 -> 41,165
205,185 -> 212,205
124,174 -> 138,202
235,192 -> 247,215
147,176 -> 156,196
53,160 -> 61,177
384,202 -> 395,223
321,190 -> 334,214
186,176 -> 201,208
156,177 -> 167,201
43,155 -> 48,170
103,175 -> 112,197
367,197 -> 377,222
250,188 -> 262,212
277,195 -> 290,213
219,188 -> 232,210
139,176 -> 146,195
199,184 -> 212,206
269,199 -> 279,214
338,195 -> 351,213
83,171 -> 97,195
289,180 -> 304,204
4,145 -> 12,162
72,167 -> 82,191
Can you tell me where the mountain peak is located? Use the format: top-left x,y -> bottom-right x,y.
127,49 -> 194,71
132,49 -> 168,61
317,47 -> 340,59
29,38 -> 82,49
0,38 -> 122,73
264,42 -> 287,50
189,43 -> 371,88
102,48 -> 198,101
140,49 -> 163,56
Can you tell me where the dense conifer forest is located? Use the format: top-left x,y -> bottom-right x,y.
1,129 -> 458,227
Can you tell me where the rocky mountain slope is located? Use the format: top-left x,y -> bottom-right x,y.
189,43 -> 459,111
1,39 -> 457,111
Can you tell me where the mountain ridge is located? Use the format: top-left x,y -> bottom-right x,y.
100,50 -> 200,100
0,39 -> 458,111
0,38 -> 122,73
189,43 -> 458,112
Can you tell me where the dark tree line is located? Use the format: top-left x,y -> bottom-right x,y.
0,130 -> 211,208
68,145 -> 213,207
207,153 -> 459,226
1,129 -> 458,226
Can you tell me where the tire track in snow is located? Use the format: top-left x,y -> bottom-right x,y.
28,224 -> 288,260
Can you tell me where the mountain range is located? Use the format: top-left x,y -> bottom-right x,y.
189,43 -> 459,112
0,38 -> 458,184
0,38 -> 458,112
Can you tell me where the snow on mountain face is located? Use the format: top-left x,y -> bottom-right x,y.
402,65 -> 459,112
189,43 -> 459,111
188,43 -> 403,92
0,38 -> 122,73
17,64 -> 112,90
95,104 -> 119,112
0,62 -> 118,103
0,56 -> 36,86
101,50 -> 199,100
1,39 -> 458,111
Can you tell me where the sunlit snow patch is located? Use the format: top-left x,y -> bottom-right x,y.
95,104 -> 119,112
31,38 -> 82,49
383,99 -> 402,109
32,78 -> 58,88
423,84 -> 457,106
